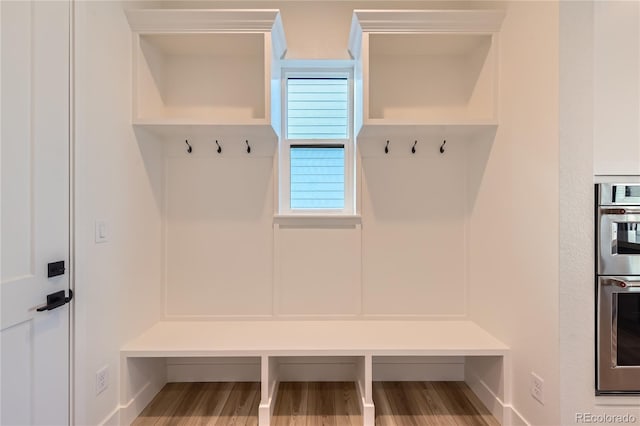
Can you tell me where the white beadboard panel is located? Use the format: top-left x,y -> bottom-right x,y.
275,356 -> 360,381
166,357 -> 261,382
167,362 -> 464,383
373,356 -> 464,381
361,147 -> 468,316
165,358 -> 464,383
373,356 -> 464,365
276,226 -> 361,316
374,365 -> 464,382
165,158 -> 274,317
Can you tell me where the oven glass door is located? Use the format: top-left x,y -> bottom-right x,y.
597,277 -> 640,393
617,291 -> 640,366
599,184 -> 640,205
598,208 -> 640,275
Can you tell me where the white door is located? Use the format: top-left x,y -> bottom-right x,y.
1,1 -> 71,425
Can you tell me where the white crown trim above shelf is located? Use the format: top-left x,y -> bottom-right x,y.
125,9 -> 287,59
351,9 -> 506,33
126,9 -> 280,32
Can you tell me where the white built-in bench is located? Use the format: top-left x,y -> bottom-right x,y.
120,321 -> 510,426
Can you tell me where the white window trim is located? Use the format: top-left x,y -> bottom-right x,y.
278,67 -> 356,216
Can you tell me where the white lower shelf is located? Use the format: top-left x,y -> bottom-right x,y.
121,320 -> 508,358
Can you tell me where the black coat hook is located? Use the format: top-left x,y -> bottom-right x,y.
245,140 -> 251,154
215,140 -> 222,154
412,140 -> 418,154
185,139 -> 192,154
440,140 -> 447,154
385,140 -> 390,154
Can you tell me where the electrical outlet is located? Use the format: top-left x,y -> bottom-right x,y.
96,365 -> 109,395
530,372 -> 544,404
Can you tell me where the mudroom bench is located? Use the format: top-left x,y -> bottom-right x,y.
120,320 -> 511,426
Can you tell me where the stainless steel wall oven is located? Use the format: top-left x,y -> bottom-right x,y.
596,183 -> 640,394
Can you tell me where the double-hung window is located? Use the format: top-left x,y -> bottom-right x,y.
279,70 -> 355,215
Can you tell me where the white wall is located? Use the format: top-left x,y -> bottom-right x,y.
74,1 -> 164,424
559,2 -> 640,425
360,143 -> 469,317
164,150 -> 274,318
276,225 -> 362,316
467,2 -> 560,425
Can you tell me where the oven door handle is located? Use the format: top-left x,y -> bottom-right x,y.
600,207 -> 640,215
611,293 -> 619,368
606,277 -> 640,288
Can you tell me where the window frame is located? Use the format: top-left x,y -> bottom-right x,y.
279,68 -> 355,216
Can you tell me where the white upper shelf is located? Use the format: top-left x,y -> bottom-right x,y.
125,9 -> 287,141
349,10 -> 505,140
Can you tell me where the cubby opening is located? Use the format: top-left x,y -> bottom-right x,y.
272,382 -> 362,425
135,33 -> 266,123
129,356 -> 262,424
269,356 -> 367,425
133,382 -> 260,425
372,381 -> 499,426
367,33 -> 495,123
370,356 -> 501,425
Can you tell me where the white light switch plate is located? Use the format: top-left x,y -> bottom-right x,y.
95,221 -> 109,243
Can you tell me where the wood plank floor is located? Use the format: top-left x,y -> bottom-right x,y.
132,381 -> 499,426
272,382 -> 362,426
132,382 -> 260,426
373,382 -> 500,426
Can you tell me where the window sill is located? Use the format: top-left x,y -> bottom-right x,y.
273,214 -> 362,226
